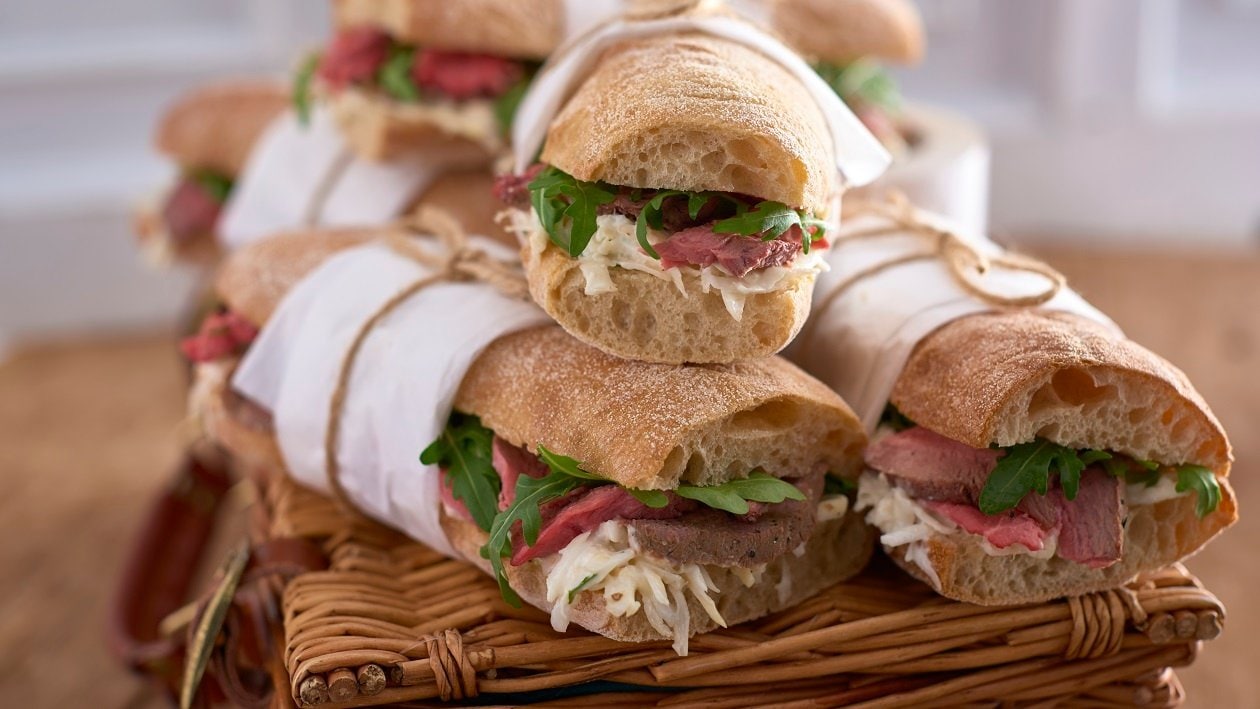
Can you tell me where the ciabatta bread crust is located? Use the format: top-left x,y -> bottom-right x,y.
889,480 -> 1238,605
454,326 -> 867,489
541,33 -> 837,214
411,170 -> 511,244
772,0 -> 925,65
156,80 -> 289,175
441,507 -> 874,642
891,311 -> 1232,475
333,0 -> 562,59
524,240 -> 815,365
215,229 -> 375,327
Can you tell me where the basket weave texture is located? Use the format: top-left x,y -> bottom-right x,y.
258,473 -> 1220,708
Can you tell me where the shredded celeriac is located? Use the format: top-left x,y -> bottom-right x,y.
510,211 -> 828,321
856,469 -> 1192,579
543,521 -> 728,655
542,496 -> 848,656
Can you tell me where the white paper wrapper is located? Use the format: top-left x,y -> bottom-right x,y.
513,11 -> 891,187
788,211 -> 1121,433
218,107 -> 449,250
854,104 -> 991,236
232,238 -> 551,556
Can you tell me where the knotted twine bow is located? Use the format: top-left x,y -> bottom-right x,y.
834,191 -> 1065,306
798,191 -> 1066,351
323,207 -> 530,513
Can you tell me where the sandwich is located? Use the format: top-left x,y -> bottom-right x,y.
135,81 -> 288,265
138,76 -> 510,266
182,167 -> 514,467
498,33 -> 839,364
802,310 -> 1237,604
773,0 -> 924,154
429,326 -> 872,653
299,0 -> 565,160
183,230 -> 372,473
191,229 -> 874,654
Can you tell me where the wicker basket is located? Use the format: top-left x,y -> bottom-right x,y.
234,472 -> 1223,709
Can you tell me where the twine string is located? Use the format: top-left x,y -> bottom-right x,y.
323,208 -> 529,513
796,191 -> 1066,351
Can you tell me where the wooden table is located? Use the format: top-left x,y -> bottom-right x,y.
0,245 -> 1256,708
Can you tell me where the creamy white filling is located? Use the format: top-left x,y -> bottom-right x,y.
392,96 -> 500,148
1126,475 -> 1186,506
510,210 -> 828,321
543,521 -> 729,656
542,498 -> 846,655
816,494 -> 850,523
855,470 -> 1192,579
336,88 -> 502,151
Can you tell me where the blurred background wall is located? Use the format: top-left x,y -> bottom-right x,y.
1,0 -> 1258,351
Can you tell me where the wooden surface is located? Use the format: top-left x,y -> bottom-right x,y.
0,245 -> 1257,708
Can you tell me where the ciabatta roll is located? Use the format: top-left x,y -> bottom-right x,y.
434,326 -> 873,651
845,311 -> 1236,604
312,0 -> 563,159
774,0 -> 924,66
777,0 -> 925,153
500,32 -> 838,364
135,81 -> 288,265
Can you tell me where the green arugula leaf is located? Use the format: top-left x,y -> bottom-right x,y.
823,475 -> 857,496
1056,452 -> 1086,502
633,189 -> 739,258
687,192 -> 710,220
675,471 -> 806,515
814,58 -> 901,114
979,441 -> 1137,514
189,169 -> 234,204
378,45 -> 420,102
634,190 -> 684,259
714,201 -> 800,239
493,76 -> 531,135
1102,457 -> 1130,480
482,470 -> 588,606
978,440 -> 1095,514
292,52 -> 321,126
419,414 -> 500,532
568,573 -> 598,603
675,485 -> 749,515
527,167 -> 616,256
627,488 -> 670,508
1126,465 -> 1162,488
978,441 -> 1054,514
712,201 -> 828,253
1079,450 -> 1113,466
1176,465 -> 1222,518
1096,454 -> 1164,487
709,471 -> 809,503
537,445 -> 604,480
528,167 -> 828,259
